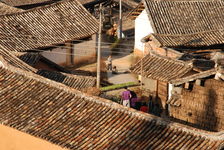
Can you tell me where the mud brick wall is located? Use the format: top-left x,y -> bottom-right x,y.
170,79 -> 224,131
145,41 -> 181,59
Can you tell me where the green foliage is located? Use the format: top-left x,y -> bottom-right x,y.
110,38 -> 121,50
100,82 -> 139,92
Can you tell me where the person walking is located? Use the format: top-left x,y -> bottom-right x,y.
107,55 -> 112,71
121,87 -> 131,107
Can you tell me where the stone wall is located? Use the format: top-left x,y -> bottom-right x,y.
170,79 -> 224,132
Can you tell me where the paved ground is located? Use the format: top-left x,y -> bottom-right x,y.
107,54 -> 138,84
74,18 -> 138,85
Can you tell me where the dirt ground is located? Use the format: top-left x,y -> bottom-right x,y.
0,125 -> 67,150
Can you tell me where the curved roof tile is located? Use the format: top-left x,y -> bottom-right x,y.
144,0 -> 224,35
131,54 -> 193,82
0,47 -> 96,89
151,30 -> 224,47
0,59 -> 223,149
0,2 -> 23,15
0,0 -> 99,52
37,69 -> 96,90
1,0 -> 58,6
144,0 -> 224,47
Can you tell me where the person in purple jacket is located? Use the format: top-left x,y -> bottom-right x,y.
129,90 -> 139,109
121,87 -> 131,107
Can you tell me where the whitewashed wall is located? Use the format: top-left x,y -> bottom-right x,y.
135,9 -> 153,51
168,83 -> 173,100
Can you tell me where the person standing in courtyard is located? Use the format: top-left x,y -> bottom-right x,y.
107,55 -> 112,71
121,87 -> 131,107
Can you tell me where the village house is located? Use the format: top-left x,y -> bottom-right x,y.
131,54 -> 194,110
14,51 -> 72,73
0,46 -> 97,90
131,0 -> 224,132
0,0 -> 139,68
0,0 -> 99,67
0,55 -> 223,149
1,0 -> 224,149
0,0 -> 100,90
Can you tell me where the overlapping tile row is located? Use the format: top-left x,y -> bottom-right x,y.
1,0 -> 56,6
114,0 -> 139,8
79,0 -> 104,5
144,0 -> 224,35
37,69 -> 96,90
38,55 -> 72,73
0,48 -> 95,90
170,69 -> 216,85
151,30 -> 224,47
0,0 -> 99,52
131,54 -> 192,82
14,52 -> 41,66
127,2 -> 144,20
0,2 -> 23,15
0,48 -> 37,72
0,64 -> 224,149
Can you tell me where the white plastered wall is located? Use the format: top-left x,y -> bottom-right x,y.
135,9 -> 153,51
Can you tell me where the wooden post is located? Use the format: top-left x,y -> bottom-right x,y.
97,4 -> 102,88
66,42 -> 73,66
118,0 -> 122,39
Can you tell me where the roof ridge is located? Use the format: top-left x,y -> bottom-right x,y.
0,46 -> 37,72
150,53 -> 192,66
0,0 -> 97,24
1,54 -> 224,140
0,2 -> 23,16
0,0 -> 99,52
0,56 -> 220,136
170,68 -> 216,85
147,0 -> 224,3
151,29 -> 224,37
0,0 -> 80,17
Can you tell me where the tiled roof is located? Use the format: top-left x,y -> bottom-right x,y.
131,54 -> 193,82
144,0 -> 224,47
79,0 -> 106,5
114,0 -> 139,9
150,30 -> 224,47
1,0 -> 56,6
144,0 -> 224,35
2,0 -> 105,6
127,2 -> 144,20
14,52 -> 41,66
0,47 -> 37,72
37,69 -> 96,90
0,61 -> 223,149
0,2 -> 23,15
0,47 -> 96,90
37,55 -> 72,73
0,0 -> 98,52
170,68 -> 216,85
